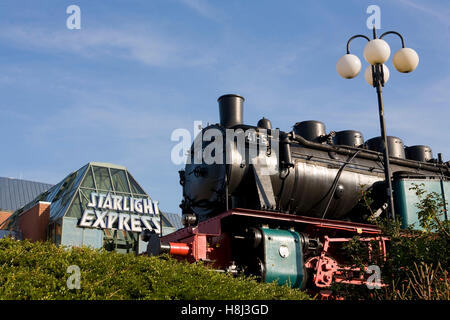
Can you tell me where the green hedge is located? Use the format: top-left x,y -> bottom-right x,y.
0,238 -> 311,300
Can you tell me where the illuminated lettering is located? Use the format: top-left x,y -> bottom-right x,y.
143,199 -> 153,214
151,217 -> 161,234
102,193 -> 113,210
92,210 -> 107,229
107,212 -> 118,229
98,194 -> 105,208
123,196 -> 130,211
119,213 -> 131,231
153,200 -> 160,215
79,192 -> 161,234
135,199 -> 143,214
79,209 -> 95,227
141,216 -> 153,232
112,195 -> 122,211
130,214 -> 142,232
87,193 -> 97,207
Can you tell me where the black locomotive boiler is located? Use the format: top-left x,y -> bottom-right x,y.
179,94 -> 448,225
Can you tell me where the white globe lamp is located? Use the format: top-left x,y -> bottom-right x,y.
363,39 -> 391,65
336,54 -> 362,79
393,48 -> 419,73
364,64 -> 390,86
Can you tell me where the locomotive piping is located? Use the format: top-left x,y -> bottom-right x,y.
321,150 -> 361,219
289,131 -> 449,174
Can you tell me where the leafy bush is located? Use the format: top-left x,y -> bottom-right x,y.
332,184 -> 450,300
0,238 -> 311,300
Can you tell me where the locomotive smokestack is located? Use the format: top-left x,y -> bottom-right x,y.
218,94 -> 244,128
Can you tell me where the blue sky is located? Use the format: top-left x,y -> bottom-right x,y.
0,0 -> 449,214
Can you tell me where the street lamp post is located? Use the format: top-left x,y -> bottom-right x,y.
336,26 -> 419,220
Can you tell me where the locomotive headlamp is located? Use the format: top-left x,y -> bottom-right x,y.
337,26 -> 419,220
363,39 -> 391,65
336,54 -> 362,79
393,47 -> 419,73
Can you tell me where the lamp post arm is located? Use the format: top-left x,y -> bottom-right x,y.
346,34 -> 371,54
380,31 -> 406,48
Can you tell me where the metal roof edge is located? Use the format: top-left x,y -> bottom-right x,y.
88,162 -> 128,170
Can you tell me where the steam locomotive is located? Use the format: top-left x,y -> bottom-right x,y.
147,94 -> 449,293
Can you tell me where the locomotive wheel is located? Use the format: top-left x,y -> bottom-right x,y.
300,265 -> 310,291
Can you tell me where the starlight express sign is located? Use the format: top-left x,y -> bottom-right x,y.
78,192 -> 161,234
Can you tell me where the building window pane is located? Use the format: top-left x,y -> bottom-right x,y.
55,220 -> 62,245
111,169 -> 130,193
47,222 -> 55,242
93,166 -> 112,191
66,193 -> 82,218
81,167 -> 95,189
53,173 -> 77,202
128,174 -> 145,195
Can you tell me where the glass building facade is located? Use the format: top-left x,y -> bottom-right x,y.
5,162 -> 177,254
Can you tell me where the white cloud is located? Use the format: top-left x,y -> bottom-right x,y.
177,0 -> 221,21
397,0 -> 450,27
0,26 -> 215,68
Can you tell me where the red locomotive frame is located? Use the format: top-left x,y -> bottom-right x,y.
160,208 -> 389,295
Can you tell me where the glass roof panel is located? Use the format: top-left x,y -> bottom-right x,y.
93,166 -> 112,191
52,172 -> 77,203
127,173 -> 146,195
160,213 -> 170,227
81,167 -> 95,189
65,192 -> 82,218
49,165 -> 87,221
110,169 -> 130,193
